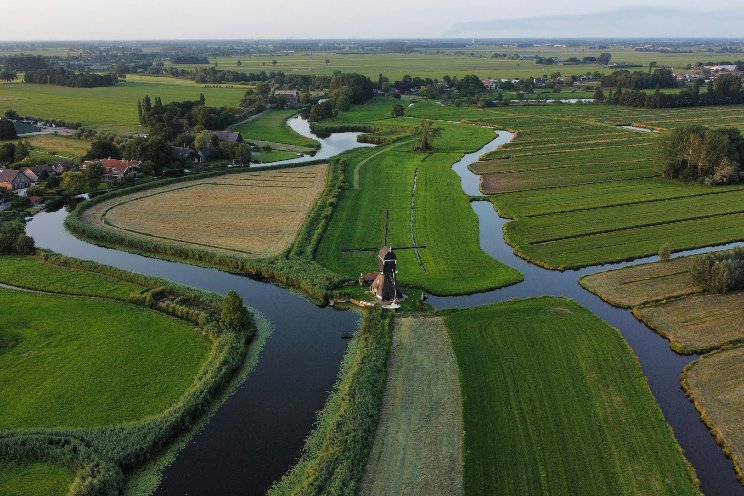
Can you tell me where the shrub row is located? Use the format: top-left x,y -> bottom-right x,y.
0,252 -> 257,494
289,159 -> 347,259
269,309 -> 393,496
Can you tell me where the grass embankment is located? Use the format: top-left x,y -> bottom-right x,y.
0,253 -> 257,495
0,461 -> 75,496
683,347 -> 744,485
444,297 -> 698,496
0,75 -> 247,134
91,165 -> 328,258
67,162 -> 345,304
232,109 -> 318,149
442,102 -> 744,269
270,309 -> 393,496
0,134 -> 92,164
361,317 -> 462,496
314,104 -> 522,295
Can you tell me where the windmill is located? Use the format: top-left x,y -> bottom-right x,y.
341,210 -> 425,309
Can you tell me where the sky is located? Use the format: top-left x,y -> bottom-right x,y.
4,0 -> 744,40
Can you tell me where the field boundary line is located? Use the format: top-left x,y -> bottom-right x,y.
410,168 -> 426,273
353,139 -> 412,189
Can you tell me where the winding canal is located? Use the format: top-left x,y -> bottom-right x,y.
26,121 -> 744,494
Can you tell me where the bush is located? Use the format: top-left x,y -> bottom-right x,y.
659,243 -> 671,262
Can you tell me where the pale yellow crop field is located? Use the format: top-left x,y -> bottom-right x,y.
87,165 -> 327,258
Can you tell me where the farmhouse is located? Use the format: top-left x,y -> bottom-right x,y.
171,146 -> 200,163
19,167 -> 39,184
206,130 -> 243,144
274,89 -> 300,108
84,158 -> 142,178
0,169 -> 32,191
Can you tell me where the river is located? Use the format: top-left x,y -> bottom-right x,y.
26,120 -> 744,495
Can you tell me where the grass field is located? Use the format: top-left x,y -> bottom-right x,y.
0,461 -> 74,496
0,134 -> 92,163
635,292 -> 744,354
432,101 -> 744,268
580,256 -> 702,308
361,317 -> 462,496
684,347 -> 744,484
85,165 -> 328,258
0,254 -> 145,298
231,109 -> 318,149
444,297 -> 698,496
165,45 -> 720,80
313,100 -> 522,294
0,287 -> 209,429
0,75 -> 248,134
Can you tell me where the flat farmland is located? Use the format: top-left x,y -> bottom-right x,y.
361,317 -> 462,496
444,297 -> 698,496
635,292 -> 744,353
580,256 -> 701,308
0,461 -> 74,496
231,109 -> 318,149
462,103 -> 744,268
0,75 -> 248,134
87,165 -> 328,258
684,347 -> 744,484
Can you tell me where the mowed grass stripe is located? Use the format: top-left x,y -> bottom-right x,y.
515,212 -> 744,269
445,297 -> 698,496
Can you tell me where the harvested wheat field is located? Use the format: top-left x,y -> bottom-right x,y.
580,256 -> 702,308
87,165 -> 328,258
634,291 -> 744,353
684,346 -> 744,483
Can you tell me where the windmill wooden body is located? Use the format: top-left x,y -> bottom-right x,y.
343,210 -> 424,308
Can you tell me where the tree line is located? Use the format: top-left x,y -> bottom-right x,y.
601,68 -> 677,90
24,67 -> 119,88
604,74 -> 744,108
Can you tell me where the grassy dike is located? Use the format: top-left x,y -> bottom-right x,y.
65,159 -> 346,305
0,252 -> 259,496
269,309 -> 393,496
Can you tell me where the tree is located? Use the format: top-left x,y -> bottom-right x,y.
4,109 -> 19,120
0,143 -> 15,164
593,87 -> 605,102
235,143 -> 252,165
13,141 -> 28,162
194,131 -> 208,151
391,104 -> 404,118
411,119 -> 441,152
236,59 -> 242,67
220,290 -> 250,333
659,243 -> 671,261
84,139 -> 121,160
85,161 -> 104,182
61,171 -> 89,193
271,59 -> 277,67
0,119 -> 17,140
0,70 -> 18,83
598,52 -> 612,65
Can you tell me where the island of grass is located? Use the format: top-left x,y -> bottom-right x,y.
444,297 -> 698,495
0,253 -> 257,494
231,109 -> 319,151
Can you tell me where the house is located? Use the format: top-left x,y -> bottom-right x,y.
19,167 -> 39,184
482,79 -> 498,90
197,148 -> 214,163
30,164 -> 58,179
207,130 -> 243,144
274,89 -> 300,108
171,146 -> 200,163
85,158 -> 142,178
0,169 -> 32,191
359,272 -> 380,286
29,195 -> 44,207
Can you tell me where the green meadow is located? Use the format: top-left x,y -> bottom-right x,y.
231,109 -> 317,148
445,297 -> 698,496
0,75 -> 247,134
0,461 -> 75,496
0,287 -> 209,429
314,108 -> 522,295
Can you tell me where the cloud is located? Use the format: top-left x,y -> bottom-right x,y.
443,7 -> 744,38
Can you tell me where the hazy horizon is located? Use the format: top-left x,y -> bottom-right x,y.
5,1 -> 744,41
